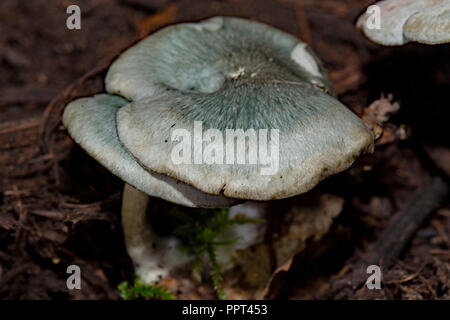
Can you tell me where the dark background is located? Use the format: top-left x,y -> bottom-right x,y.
0,0 -> 449,299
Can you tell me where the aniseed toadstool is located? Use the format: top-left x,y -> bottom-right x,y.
357,0 -> 450,45
63,17 -> 374,286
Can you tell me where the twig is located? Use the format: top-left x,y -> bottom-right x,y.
29,209 -> 65,220
431,219 -> 449,247
0,117 -> 41,135
0,87 -> 60,106
324,176 -> 448,299
365,176 -> 448,267
0,262 -> 33,290
384,262 -> 426,284
294,1 -> 311,45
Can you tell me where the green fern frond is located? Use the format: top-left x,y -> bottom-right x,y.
172,208 -> 264,300
207,246 -> 226,300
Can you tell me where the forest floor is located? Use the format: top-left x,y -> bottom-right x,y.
0,0 -> 449,299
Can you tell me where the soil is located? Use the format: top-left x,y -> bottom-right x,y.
0,0 -> 449,300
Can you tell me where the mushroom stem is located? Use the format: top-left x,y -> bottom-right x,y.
121,183 -> 190,284
122,183 -> 151,249
121,184 -> 152,279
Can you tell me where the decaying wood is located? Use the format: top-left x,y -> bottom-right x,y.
324,176 -> 449,299
368,176 -> 448,267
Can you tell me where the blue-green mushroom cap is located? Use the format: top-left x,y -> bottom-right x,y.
62,94 -> 236,207
64,17 -> 374,203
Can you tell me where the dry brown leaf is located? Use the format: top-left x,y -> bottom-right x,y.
361,94 -> 408,144
156,193 -> 344,299
138,4 -> 178,38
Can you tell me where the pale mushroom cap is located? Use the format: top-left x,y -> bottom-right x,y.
404,1 -> 450,44
62,94 -> 236,208
106,17 -> 374,201
356,0 -> 450,45
356,0 -> 429,46
105,17 -> 335,101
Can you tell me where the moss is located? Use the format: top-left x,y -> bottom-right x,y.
118,278 -> 176,300
172,208 -> 264,299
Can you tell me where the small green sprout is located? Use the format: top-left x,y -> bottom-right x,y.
118,278 -> 176,300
